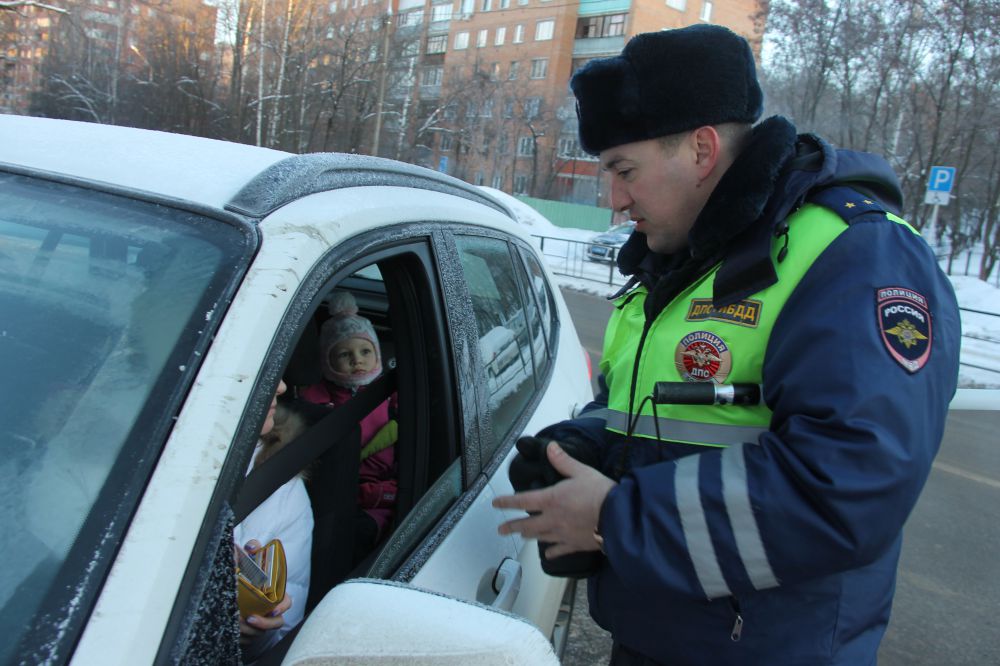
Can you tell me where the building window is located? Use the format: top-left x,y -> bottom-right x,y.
558,136 -> 582,157
607,13 -> 626,35
431,3 -> 453,21
499,134 -> 509,153
518,0 -> 528,5
454,31 -> 470,49
524,97 -> 541,118
475,171 -> 485,186
503,101 -> 514,118
500,0 -> 510,7
576,13 -> 627,38
700,0 -> 713,21
422,66 -> 444,86
529,58 -> 548,79
400,10 -> 423,26
514,174 -> 529,194
666,0 -> 687,11
535,19 -> 554,41
495,26 -> 506,46
481,0 -> 492,10
490,62 -> 501,80
402,39 -> 420,56
426,34 -> 447,53
441,133 -> 454,150
517,136 -> 534,156
477,29 -> 488,47
508,61 -> 519,80
492,174 -> 503,188
482,98 -> 495,116
513,24 -> 525,43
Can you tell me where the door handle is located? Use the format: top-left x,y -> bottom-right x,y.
490,557 -> 522,611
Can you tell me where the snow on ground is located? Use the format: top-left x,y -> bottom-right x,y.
525,223 -> 1000,389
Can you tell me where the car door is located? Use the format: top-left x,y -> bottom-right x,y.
421,230 -> 590,637
235,192 -> 523,614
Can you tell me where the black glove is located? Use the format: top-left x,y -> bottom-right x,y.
508,436 -> 603,579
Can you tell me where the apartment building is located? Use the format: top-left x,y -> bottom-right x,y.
1,3 -> 55,114
398,0 -> 762,205
1,0 -> 216,117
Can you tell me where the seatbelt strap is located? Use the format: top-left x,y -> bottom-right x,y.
234,370 -> 397,523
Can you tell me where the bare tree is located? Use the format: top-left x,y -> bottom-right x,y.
764,0 -> 1000,279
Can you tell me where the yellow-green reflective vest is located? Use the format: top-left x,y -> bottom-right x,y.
599,203 -> 914,448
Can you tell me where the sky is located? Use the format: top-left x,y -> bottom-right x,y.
503,197 -> 1000,390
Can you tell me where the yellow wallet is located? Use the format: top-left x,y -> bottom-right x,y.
236,538 -> 287,619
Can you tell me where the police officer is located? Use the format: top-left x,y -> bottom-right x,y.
492,24 -> 961,665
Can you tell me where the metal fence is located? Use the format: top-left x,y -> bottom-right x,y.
533,235 -> 627,287
958,307 -> 1000,377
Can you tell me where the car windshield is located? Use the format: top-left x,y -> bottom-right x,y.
0,172 -> 249,659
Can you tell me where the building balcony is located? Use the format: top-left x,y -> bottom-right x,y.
429,20 -> 450,34
572,35 -> 626,58
420,84 -> 442,99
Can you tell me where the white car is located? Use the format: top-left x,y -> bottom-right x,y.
0,115 -> 593,664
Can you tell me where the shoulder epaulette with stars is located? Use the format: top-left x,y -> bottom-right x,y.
807,186 -> 888,224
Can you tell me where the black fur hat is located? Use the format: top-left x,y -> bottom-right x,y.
570,25 -> 763,155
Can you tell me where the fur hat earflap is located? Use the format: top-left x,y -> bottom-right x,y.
319,290 -> 382,388
571,25 -> 763,155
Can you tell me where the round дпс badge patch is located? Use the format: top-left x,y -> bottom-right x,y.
877,286 -> 932,373
675,331 -> 732,383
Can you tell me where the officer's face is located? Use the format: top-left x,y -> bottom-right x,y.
601,134 -> 707,255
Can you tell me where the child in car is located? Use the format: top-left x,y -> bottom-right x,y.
234,379 -> 313,661
301,291 -> 398,562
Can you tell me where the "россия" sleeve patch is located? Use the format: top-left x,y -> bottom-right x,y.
876,286 -> 932,373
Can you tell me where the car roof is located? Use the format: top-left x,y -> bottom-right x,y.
0,115 -> 512,219
0,115 -> 289,210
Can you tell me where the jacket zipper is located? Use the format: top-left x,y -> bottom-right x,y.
729,597 -> 744,642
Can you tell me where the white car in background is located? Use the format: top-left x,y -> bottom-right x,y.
0,115 -> 593,665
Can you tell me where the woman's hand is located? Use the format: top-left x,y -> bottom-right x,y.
239,594 -> 292,642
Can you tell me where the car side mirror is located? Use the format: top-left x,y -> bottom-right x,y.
283,578 -> 559,665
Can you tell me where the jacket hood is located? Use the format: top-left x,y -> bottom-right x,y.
615,116 -> 903,310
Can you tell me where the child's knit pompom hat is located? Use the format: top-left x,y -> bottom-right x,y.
319,291 -> 382,388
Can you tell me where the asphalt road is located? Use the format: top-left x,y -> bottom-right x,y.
558,287 -> 1000,665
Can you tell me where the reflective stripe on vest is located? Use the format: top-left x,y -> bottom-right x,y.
585,408 -> 766,447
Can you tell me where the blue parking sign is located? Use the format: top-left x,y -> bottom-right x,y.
927,166 -> 956,193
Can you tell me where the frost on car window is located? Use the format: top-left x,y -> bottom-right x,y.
454,236 -> 536,458
0,173 -> 247,662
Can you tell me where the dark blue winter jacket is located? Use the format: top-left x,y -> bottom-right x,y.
539,117 -> 961,665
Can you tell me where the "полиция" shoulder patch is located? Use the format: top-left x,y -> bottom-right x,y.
876,286 -> 931,373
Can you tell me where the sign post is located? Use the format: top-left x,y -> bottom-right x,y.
924,166 -> 956,232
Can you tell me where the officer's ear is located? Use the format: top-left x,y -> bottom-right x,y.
691,125 -> 722,180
